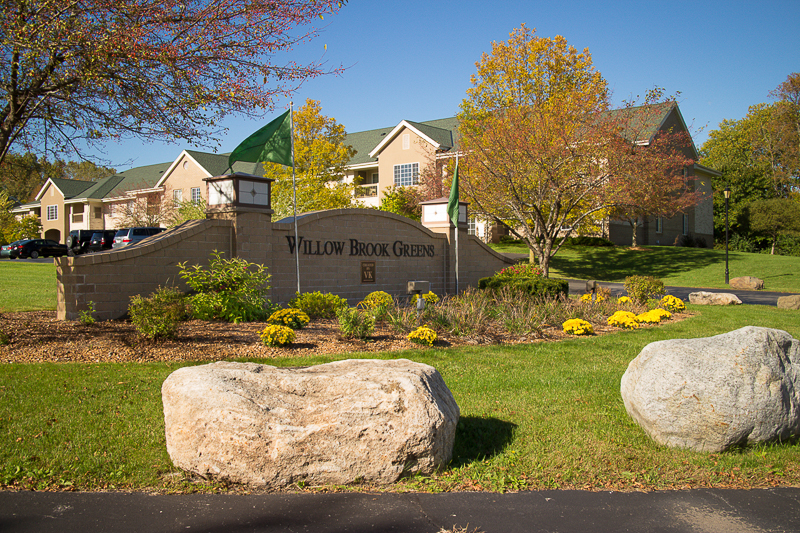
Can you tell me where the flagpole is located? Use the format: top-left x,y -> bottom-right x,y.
454,155 -> 459,295
291,101 -> 300,294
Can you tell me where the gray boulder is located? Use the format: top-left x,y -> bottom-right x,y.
777,295 -> 800,310
730,276 -> 765,290
620,326 -> 800,452
162,359 -> 460,487
688,291 -> 742,305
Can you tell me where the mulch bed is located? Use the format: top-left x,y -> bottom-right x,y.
0,311 -> 637,364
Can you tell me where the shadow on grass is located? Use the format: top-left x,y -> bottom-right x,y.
551,247 -> 726,281
450,416 -> 517,466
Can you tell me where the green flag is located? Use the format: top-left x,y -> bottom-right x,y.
447,160 -> 459,228
228,110 -> 293,170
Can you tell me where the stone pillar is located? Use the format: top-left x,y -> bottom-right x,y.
419,198 -> 468,295
204,173 -> 276,298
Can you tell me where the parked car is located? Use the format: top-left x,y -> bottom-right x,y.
87,230 -> 118,253
9,239 -> 68,259
66,229 -> 99,255
112,227 -> 165,249
1,240 -> 26,259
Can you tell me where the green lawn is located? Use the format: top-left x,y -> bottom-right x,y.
0,260 -> 58,311
2,305 -> 799,492
490,244 -> 800,293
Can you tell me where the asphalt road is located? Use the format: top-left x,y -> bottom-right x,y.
567,279 -> 798,307
2,488 -> 800,533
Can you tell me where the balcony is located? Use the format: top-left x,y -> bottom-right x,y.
356,184 -> 378,198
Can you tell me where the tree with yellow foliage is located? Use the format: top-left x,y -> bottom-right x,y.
263,99 -> 356,220
459,26 -> 697,276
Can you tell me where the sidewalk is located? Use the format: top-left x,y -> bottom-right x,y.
2,487 -> 800,532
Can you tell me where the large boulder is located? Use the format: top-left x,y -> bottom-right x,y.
777,295 -> 800,310
162,359 -> 460,487
729,276 -> 765,290
621,327 -> 800,452
688,291 -> 742,305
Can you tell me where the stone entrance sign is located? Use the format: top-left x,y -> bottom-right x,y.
56,174 -> 513,321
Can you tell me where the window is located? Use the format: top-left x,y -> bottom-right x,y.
402,134 -> 410,150
94,207 -> 102,219
468,217 -> 477,236
393,163 -> 419,187
655,217 -> 663,234
108,204 -> 114,216
173,189 -> 183,204
191,187 -> 202,204
72,212 -> 83,223
46,205 -> 57,221
682,214 -> 689,235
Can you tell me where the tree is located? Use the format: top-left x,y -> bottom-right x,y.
0,189 -> 40,243
699,113 -> 775,237
378,186 -> 420,221
458,26 -> 696,276
263,99 -> 355,220
0,152 -> 115,203
749,198 -> 800,255
0,0 -> 345,164
605,92 -> 700,247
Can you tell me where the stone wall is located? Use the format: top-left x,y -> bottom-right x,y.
57,205 -> 513,321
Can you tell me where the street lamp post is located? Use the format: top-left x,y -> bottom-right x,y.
724,185 -> 731,284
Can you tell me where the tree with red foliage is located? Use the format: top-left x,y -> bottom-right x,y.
605,95 -> 702,247
0,0 -> 345,164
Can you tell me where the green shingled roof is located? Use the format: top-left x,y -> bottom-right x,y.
184,150 -> 265,177
344,117 -> 461,166
48,177 -> 95,199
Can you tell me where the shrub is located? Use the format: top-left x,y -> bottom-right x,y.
288,291 -> 347,319
129,286 -> 187,339
624,275 -> 665,304
660,295 -> 685,312
607,310 -> 639,329
410,291 -> 440,307
560,236 -> 614,247
359,291 -> 393,309
636,309 -> 670,324
562,318 -> 593,335
78,301 -> 96,326
479,276 -> 569,299
580,292 -> 606,303
498,235 -> 523,244
179,250 -> 273,323
260,324 -> 295,347
496,263 -> 543,278
337,307 -> 375,340
408,325 -> 437,346
267,308 -> 310,330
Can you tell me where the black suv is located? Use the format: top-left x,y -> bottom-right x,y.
66,230 -> 98,255
86,230 -> 118,253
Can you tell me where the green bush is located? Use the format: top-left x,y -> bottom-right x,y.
288,291 -> 348,319
336,307 -> 375,340
624,275 -> 666,305
479,276 -> 568,299
560,236 -> 614,247
128,286 -> 187,339
267,308 -> 310,330
78,301 -> 96,326
178,250 -> 273,323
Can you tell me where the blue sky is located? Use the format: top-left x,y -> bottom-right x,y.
97,0 -> 800,171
